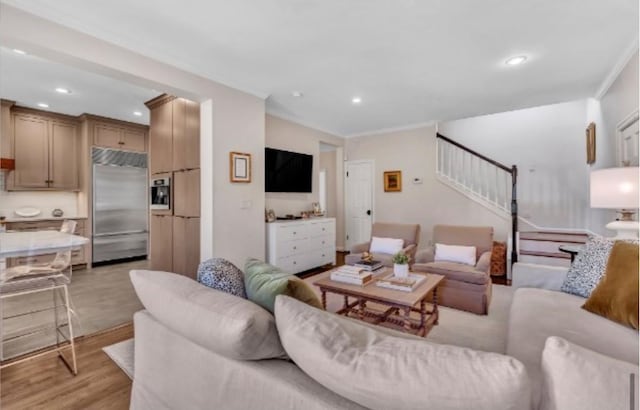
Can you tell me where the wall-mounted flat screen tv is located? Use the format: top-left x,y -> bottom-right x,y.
265,147 -> 313,193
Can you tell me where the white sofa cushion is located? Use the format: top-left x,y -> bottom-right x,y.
369,236 -> 404,254
507,288 -> 639,409
541,336 -> 638,410
274,295 -> 531,410
435,243 -> 477,266
130,270 -> 287,361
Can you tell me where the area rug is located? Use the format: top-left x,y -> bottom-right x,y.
103,338 -> 134,380
304,270 -> 514,354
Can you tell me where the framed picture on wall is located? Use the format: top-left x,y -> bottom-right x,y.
230,152 -> 252,183
384,170 -> 402,192
586,122 -> 596,165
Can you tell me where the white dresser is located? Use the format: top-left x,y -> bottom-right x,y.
266,218 -> 336,274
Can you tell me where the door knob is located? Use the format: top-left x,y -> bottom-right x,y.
366,210 -> 371,216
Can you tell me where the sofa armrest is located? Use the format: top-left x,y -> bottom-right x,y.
511,263 -> 569,291
350,242 -> 370,254
403,244 -> 417,264
415,246 -> 435,264
475,251 -> 492,274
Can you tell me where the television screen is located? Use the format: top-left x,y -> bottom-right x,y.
265,148 -> 313,193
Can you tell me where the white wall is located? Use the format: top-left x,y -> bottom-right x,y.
265,114 -> 345,249
345,125 -> 509,247
439,100 -> 594,232
0,5 -> 266,267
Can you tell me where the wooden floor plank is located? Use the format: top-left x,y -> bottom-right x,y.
0,323 -> 133,410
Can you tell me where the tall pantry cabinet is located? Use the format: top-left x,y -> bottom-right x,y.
145,95 -> 200,278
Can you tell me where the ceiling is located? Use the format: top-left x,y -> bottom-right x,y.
0,47 -> 156,124
2,0 -> 637,136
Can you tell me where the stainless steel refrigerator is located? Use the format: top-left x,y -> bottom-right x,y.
92,148 -> 148,264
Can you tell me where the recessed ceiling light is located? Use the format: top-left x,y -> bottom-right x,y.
55,87 -> 71,94
13,49 -> 26,55
37,103 -> 49,108
351,96 -> 362,104
133,111 -> 143,116
291,91 -> 303,98
505,56 -> 527,66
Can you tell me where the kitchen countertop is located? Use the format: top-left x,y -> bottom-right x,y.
2,216 -> 89,223
0,231 -> 89,258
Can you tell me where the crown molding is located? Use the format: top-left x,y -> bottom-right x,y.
344,120 -> 436,139
265,109 -> 345,139
594,38 -> 639,100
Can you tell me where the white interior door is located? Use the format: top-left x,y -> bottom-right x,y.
345,160 -> 374,250
618,114 -> 639,166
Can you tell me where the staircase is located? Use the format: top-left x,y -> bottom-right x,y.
436,133 -> 519,264
519,231 -> 588,267
436,133 -> 590,268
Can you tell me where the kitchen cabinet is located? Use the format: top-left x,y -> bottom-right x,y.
9,112 -> 79,191
148,98 -> 174,174
150,215 -> 173,272
173,99 -> 200,171
93,121 -> 147,152
173,169 -> 200,217
146,94 -> 201,277
172,217 -> 200,279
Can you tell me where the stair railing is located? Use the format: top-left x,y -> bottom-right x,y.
436,133 -> 519,263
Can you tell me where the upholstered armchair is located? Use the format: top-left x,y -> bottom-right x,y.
345,222 -> 421,267
413,225 -> 494,315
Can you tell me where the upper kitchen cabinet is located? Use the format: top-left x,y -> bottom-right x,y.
8,109 -> 79,191
173,98 -> 200,171
91,117 -> 147,152
145,94 -> 200,175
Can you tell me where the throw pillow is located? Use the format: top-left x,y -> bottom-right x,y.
435,243 -> 477,266
244,258 -> 323,313
582,241 -> 639,330
561,235 -> 615,298
369,236 -> 404,254
540,336 -> 638,410
197,258 -> 247,298
274,295 -> 531,410
129,270 -> 287,360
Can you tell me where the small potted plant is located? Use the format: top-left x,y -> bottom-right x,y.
392,252 -> 410,278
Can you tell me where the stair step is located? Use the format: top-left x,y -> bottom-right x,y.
520,250 -> 571,259
519,231 -> 588,244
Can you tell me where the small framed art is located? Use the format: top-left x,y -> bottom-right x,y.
230,152 -> 251,183
384,170 -> 402,192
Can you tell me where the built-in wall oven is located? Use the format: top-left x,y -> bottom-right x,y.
150,177 -> 171,210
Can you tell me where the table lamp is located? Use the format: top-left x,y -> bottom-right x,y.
590,166 -> 640,239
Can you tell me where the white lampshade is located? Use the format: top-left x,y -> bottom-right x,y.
590,167 -> 639,209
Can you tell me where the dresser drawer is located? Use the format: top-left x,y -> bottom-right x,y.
276,224 -> 308,242
312,247 -> 335,267
308,220 -> 334,238
276,255 -> 307,274
9,253 -> 56,267
308,235 -> 333,250
277,240 -> 307,258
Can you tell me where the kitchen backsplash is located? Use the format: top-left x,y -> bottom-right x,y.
0,189 -> 80,219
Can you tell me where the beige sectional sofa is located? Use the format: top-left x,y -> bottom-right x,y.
129,264 -> 638,410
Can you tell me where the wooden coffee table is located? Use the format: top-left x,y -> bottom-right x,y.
313,267 -> 444,337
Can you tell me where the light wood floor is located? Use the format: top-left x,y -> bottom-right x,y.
0,323 -> 133,410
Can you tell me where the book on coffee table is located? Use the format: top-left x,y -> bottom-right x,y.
330,271 -> 373,286
353,260 -> 384,272
376,273 -> 426,292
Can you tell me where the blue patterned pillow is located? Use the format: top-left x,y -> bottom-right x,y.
561,236 -> 637,298
197,258 -> 247,298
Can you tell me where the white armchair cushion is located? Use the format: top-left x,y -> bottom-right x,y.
435,243 -> 477,266
369,237 -> 404,255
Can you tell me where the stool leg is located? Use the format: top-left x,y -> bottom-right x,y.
63,285 -> 78,375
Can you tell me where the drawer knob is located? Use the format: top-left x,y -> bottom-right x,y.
293,261 -> 296,265
293,246 -> 297,250
322,254 -> 325,257
293,232 -> 296,235
322,228 -> 325,231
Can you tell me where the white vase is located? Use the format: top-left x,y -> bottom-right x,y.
394,263 -> 409,278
